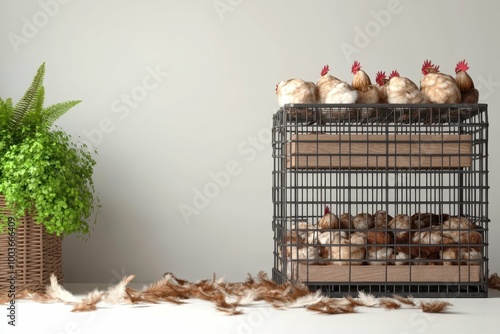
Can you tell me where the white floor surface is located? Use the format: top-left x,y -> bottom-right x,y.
1,284 -> 499,334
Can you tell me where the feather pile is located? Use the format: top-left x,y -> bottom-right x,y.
0,272 -> 458,316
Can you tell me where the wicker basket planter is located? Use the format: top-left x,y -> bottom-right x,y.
0,195 -> 63,293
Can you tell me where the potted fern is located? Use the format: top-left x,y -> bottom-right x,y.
0,63 -> 99,292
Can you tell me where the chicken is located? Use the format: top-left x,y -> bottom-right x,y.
387,70 -> 430,104
441,216 -> 476,230
411,212 -> 449,229
373,210 -> 393,229
316,65 -> 342,103
351,61 -> 380,104
334,232 -> 366,265
352,213 -> 374,230
367,231 -> 394,246
367,231 -> 394,265
375,71 -> 389,103
388,214 -> 413,245
318,206 -> 339,229
455,59 -> 479,104
339,213 -> 354,229
394,251 -> 409,265
367,247 -> 395,265
411,226 -> 454,260
319,231 -> 366,265
441,217 -> 482,247
441,247 -> 482,266
276,78 -> 318,108
318,230 -> 347,245
420,59 -> 461,103
315,65 -> 357,122
325,82 -> 358,103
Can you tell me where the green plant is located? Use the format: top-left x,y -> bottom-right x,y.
0,63 -> 99,238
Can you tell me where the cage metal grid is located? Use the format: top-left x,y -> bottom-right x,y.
272,103 -> 489,298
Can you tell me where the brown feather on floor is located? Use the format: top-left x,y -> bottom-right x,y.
0,271 -> 469,315
420,300 -> 453,313
488,273 -> 500,290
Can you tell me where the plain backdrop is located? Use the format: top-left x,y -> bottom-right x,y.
0,0 -> 499,284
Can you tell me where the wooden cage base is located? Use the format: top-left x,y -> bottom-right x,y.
291,264 -> 482,283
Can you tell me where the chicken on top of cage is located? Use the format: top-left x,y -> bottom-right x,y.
276,59 -> 479,105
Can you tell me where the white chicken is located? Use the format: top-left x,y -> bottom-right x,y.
276,78 -> 318,108
319,231 -> 366,265
387,70 -> 430,104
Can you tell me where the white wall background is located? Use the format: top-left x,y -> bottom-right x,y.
1,0 -> 499,283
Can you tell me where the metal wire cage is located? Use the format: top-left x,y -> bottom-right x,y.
272,104 -> 489,297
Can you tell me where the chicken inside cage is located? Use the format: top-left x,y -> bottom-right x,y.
278,208 -> 483,266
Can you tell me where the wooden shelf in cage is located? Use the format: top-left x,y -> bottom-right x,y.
292,264 -> 481,283
287,134 -> 472,169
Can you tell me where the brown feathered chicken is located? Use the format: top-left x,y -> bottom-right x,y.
387,70 -> 430,104
388,214 -> 413,245
411,212 -> 449,229
351,61 -> 380,104
316,65 -> 342,103
352,213 -> 374,230
455,59 -> 479,104
318,206 -> 339,229
276,78 -> 318,107
441,247 -> 482,266
373,210 -> 393,229
367,231 -> 394,265
411,226 -> 454,260
339,213 -> 354,229
375,71 -> 389,103
420,59 -> 461,103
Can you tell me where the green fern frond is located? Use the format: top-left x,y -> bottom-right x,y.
41,100 -> 81,128
32,85 -> 45,116
10,62 -> 45,132
0,97 -> 14,128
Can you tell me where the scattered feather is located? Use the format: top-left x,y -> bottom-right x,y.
104,275 -> 135,304
488,273 -> 500,290
72,289 -> 103,312
356,291 -> 379,307
379,298 -> 401,310
306,299 -> 356,314
420,300 -> 452,313
274,290 -> 323,309
392,294 -> 416,306
46,273 -> 81,303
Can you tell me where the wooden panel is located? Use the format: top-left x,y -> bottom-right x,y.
294,264 -> 481,283
287,134 -> 472,169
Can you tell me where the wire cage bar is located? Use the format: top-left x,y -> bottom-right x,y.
272,104 -> 489,298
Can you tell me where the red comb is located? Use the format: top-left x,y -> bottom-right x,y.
324,206 -> 330,215
321,65 -> 330,76
375,71 -> 386,85
455,59 -> 469,73
388,70 -> 400,79
422,59 -> 439,74
351,60 -> 361,74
